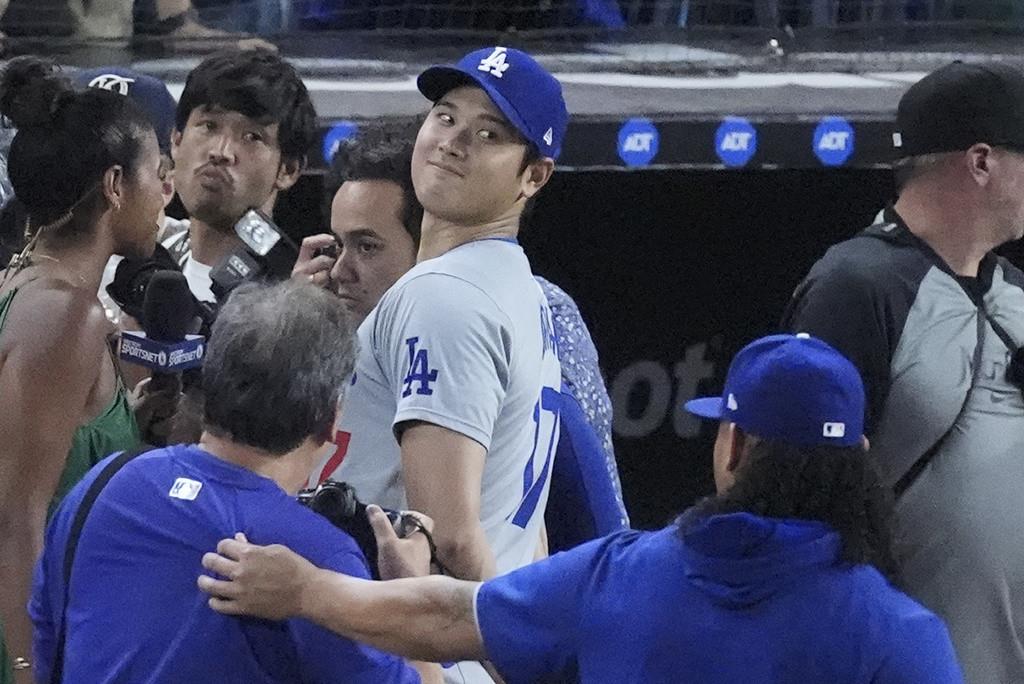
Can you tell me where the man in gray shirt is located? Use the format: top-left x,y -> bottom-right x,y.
783,62 -> 1024,682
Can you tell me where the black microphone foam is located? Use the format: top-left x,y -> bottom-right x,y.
142,271 -> 194,342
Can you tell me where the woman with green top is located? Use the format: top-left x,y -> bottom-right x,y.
0,58 -> 164,683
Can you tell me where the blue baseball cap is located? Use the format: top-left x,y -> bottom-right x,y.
685,334 -> 865,448
417,46 -> 568,160
74,67 -> 177,154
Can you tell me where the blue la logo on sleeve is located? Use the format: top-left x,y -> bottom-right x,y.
403,337 -> 439,397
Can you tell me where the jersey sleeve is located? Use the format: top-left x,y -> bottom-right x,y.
780,255 -> 893,432
872,611 -> 964,684
375,272 -> 513,449
474,534 -> 624,683
292,548 -> 421,684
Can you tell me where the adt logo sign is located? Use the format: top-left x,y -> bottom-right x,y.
617,118 -> 659,168
715,117 -> 757,168
322,121 -> 359,163
813,116 -> 855,167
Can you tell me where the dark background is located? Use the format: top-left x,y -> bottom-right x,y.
279,166 -> 897,529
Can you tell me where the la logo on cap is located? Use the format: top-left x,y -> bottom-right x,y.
727,393 -> 738,410
478,47 -> 511,78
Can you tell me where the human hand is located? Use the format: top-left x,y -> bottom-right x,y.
370,505 -> 434,581
197,533 -> 317,620
130,376 -> 182,446
291,234 -> 338,289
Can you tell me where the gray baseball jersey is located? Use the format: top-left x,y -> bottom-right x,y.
319,237 -> 560,546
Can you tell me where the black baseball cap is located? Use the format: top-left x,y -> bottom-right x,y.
894,61 -> 1024,157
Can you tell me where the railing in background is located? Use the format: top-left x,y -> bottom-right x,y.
1,0 -> 1022,40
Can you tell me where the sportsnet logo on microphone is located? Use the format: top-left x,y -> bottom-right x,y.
120,332 -> 205,372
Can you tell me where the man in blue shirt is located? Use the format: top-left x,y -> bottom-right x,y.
30,280 -> 437,683
198,333 -> 964,683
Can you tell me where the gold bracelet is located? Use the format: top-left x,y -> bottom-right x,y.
11,657 -> 31,670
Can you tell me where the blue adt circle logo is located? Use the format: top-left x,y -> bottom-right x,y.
813,116 -> 855,167
617,118 -> 659,167
322,121 -> 359,163
715,117 -> 757,168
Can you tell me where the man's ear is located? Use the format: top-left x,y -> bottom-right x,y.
171,129 -> 183,162
725,424 -> 747,476
966,143 -> 994,188
275,156 -> 305,192
520,157 -> 555,200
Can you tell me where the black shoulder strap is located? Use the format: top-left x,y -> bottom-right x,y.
50,446 -> 149,684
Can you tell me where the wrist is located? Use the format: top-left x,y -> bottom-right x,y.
298,566 -> 329,621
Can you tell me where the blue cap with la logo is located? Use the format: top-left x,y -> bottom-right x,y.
417,46 -> 569,160
684,334 -> 865,448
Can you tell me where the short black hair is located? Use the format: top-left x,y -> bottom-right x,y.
326,126 -> 422,247
176,50 -> 317,166
0,57 -> 153,235
682,438 -> 899,583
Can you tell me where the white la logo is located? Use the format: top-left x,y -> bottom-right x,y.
478,47 -> 511,78
88,74 -> 135,96
543,128 -> 553,147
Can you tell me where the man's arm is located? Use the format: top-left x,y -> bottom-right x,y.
399,422 -> 495,580
198,536 -> 487,664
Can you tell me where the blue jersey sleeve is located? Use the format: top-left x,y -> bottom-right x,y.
873,610 -> 964,684
475,534 -> 618,684
292,548 -> 420,684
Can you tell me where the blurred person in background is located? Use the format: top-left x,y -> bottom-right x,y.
0,57 -> 162,684
199,334 -> 964,683
31,280 -> 440,684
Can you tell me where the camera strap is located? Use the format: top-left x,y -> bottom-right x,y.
50,446 -> 150,684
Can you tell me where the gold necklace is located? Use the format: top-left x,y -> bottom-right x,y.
28,253 -> 89,287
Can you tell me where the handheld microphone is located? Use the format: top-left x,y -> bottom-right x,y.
119,271 -> 205,388
210,209 -> 299,300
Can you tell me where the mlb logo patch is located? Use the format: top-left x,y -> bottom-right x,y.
822,422 -> 846,439
169,478 -> 203,501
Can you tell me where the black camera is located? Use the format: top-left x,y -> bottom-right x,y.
1007,347 -> 1024,390
210,209 -> 299,300
297,480 -> 414,580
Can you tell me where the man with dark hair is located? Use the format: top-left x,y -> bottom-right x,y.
293,129 -> 422,324
198,334 -> 963,683
29,280 -> 439,683
782,62 -> 1024,682
164,49 -> 317,303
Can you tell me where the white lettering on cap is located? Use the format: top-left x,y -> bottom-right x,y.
727,393 -> 738,411
543,128 -> 553,147
823,422 -> 846,438
88,74 -> 135,96
477,47 -> 510,78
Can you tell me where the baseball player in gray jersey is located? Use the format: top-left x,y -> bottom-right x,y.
313,48 -> 568,684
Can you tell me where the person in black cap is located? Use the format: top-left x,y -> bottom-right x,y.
783,61 -> 1024,683
196,333 -> 964,684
